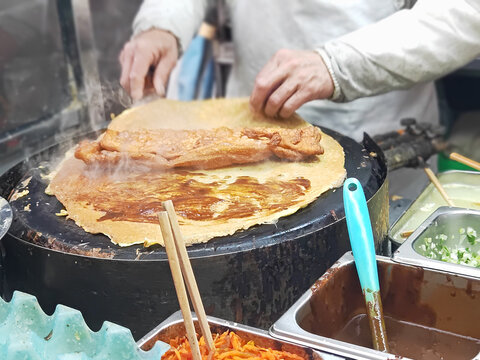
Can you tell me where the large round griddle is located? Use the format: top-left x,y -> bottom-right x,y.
0,127 -> 388,338
5,127 -> 382,260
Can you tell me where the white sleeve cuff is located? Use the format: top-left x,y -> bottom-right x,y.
132,0 -> 207,55
314,48 -> 342,101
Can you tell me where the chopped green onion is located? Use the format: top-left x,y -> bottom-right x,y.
417,226 -> 480,269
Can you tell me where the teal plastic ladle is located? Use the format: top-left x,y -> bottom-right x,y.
343,178 -> 389,352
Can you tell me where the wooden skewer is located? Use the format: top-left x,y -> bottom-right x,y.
449,152 -> 480,171
163,200 -> 215,353
423,167 -> 455,207
158,212 -> 202,360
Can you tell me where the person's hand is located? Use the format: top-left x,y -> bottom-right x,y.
119,29 -> 178,101
250,49 -> 334,118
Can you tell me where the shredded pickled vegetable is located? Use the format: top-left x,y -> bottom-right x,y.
161,330 -> 307,360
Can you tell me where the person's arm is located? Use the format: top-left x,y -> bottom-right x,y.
319,0 -> 480,102
132,0 -> 208,55
250,0 -> 480,116
120,0 -> 208,100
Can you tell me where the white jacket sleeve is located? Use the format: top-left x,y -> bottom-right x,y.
319,0 -> 480,102
132,0 -> 208,54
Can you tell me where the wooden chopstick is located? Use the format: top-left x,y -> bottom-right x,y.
399,165 -> 454,239
423,167 -> 455,207
163,200 -> 215,353
449,152 -> 480,171
157,212 -> 202,360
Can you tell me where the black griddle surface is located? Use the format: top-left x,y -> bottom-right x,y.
4,128 -> 384,260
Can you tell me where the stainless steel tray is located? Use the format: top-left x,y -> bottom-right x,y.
393,207 -> 480,279
137,311 -> 343,360
389,170 -> 480,247
270,252 -> 480,360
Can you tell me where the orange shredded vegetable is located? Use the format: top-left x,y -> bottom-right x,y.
161,331 -> 307,360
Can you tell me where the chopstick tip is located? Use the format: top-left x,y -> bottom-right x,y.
162,199 -> 174,208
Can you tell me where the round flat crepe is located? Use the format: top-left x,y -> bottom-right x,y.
47,98 -> 346,247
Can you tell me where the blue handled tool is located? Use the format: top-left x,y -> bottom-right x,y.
343,178 -> 389,353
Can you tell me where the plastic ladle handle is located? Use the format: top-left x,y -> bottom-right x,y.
343,178 -> 379,297
343,178 -> 390,353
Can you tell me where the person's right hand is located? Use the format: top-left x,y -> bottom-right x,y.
119,29 -> 178,101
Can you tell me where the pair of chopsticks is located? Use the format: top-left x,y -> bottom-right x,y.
424,151 -> 480,205
400,158 -> 455,239
422,152 -> 480,208
400,153 -> 479,238
158,200 -> 214,360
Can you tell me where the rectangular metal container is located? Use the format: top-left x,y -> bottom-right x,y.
138,311 -> 343,360
270,252 -> 480,360
389,170 -> 480,247
393,207 -> 480,280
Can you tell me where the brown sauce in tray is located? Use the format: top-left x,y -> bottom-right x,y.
334,314 -> 480,360
303,262 -> 480,360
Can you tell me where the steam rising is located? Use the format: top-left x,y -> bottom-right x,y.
83,152 -> 152,183
40,80 -> 136,182
84,79 -> 132,131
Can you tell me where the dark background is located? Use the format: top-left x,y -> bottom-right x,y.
0,0 -> 141,174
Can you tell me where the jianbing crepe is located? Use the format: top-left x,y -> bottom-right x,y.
46,98 -> 346,247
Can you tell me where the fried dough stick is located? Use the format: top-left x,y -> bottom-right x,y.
75,126 -> 323,170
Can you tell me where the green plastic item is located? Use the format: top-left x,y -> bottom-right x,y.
0,291 -> 170,360
438,152 -> 479,172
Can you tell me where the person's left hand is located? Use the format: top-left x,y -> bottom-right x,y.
250,49 -> 334,118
